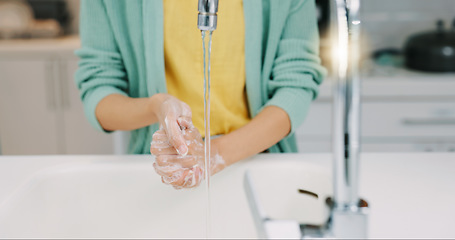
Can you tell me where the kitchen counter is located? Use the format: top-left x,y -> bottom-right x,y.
0,153 -> 454,238
0,35 -> 80,59
1,36 -> 453,100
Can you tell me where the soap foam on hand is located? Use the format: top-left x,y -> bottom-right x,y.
150,125 -> 226,190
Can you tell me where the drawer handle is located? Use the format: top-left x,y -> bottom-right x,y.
402,118 -> 455,126
58,60 -> 70,109
45,62 -> 56,110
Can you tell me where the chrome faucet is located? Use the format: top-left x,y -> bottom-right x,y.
330,0 -> 369,237
197,0 -> 219,31
244,0 -> 369,238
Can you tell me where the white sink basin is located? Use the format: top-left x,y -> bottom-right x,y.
245,161 -> 332,225
0,155 -> 331,239
0,159 -> 212,238
1,153 -> 454,238
244,161 -> 333,238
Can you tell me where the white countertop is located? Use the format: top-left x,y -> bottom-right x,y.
0,35 -> 80,59
0,153 -> 454,238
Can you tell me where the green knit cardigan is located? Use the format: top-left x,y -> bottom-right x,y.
75,0 -> 326,154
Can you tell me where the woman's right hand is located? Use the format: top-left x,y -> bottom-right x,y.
151,93 -> 192,156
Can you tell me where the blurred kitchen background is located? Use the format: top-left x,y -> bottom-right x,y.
0,0 -> 454,155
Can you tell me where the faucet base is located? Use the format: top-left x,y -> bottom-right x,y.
330,201 -> 369,238
244,169 -> 370,239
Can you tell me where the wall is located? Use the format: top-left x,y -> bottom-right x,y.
361,0 -> 455,53
66,0 -> 80,34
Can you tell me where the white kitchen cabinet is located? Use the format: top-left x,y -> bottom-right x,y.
0,37 -> 114,155
0,60 -> 60,154
61,59 -> 114,154
299,102 -> 455,137
296,77 -> 455,153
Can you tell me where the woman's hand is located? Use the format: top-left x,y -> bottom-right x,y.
151,94 -> 193,156
150,126 -> 226,189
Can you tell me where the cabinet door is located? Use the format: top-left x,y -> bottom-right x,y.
60,59 -> 114,154
0,60 -> 60,155
296,101 -> 455,153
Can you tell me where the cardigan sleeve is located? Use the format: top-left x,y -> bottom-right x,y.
74,0 -> 129,132
264,0 -> 327,134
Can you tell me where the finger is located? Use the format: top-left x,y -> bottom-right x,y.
152,129 -> 168,142
162,167 -> 204,190
178,126 -> 203,151
153,162 -> 181,178
151,145 -> 178,155
150,140 -> 172,150
151,138 -> 177,155
167,169 -> 198,189
163,169 -> 190,186
182,126 -> 203,140
177,117 -> 194,130
151,140 -> 176,156
182,166 -> 205,188
155,162 -> 203,189
155,155 -> 181,169
162,170 -> 185,185
164,117 -> 188,156
155,155 -> 200,169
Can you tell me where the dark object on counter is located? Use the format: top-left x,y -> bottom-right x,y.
372,48 -> 404,67
26,0 -> 69,30
372,48 -> 401,59
404,19 -> 455,72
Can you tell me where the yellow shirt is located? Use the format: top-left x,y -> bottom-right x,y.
163,0 -> 250,137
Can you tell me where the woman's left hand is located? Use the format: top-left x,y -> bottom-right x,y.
150,122 -> 226,189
